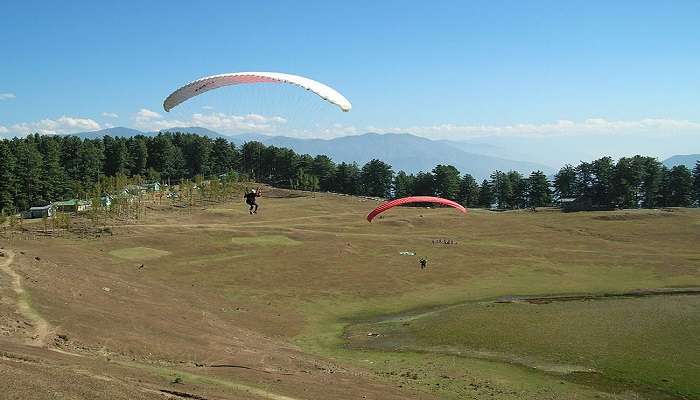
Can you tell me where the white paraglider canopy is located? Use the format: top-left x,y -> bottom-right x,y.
163,72 -> 352,113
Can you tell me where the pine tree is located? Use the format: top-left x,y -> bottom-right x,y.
490,170 -> 512,209
478,179 -> 494,208
432,165 -> 461,201
458,174 -> 479,207
187,136 -> 212,177
103,136 -> 129,177
332,162 -> 361,195
211,137 -> 236,176
528,171 -> 552,208
311,155 -> 336,191
360,159 -> 394,198
39,137 -> 68,202
611,157 -> 635,208
0,141 -> 16,211
553,164 -> 577,200
128,137 -> 149,176
393,171 -> 415,198
590,157 -> 614,206
78,140 -> 104,191
273,148 -> 297,186
332,162 -> 350,193
240,141 -> 266,181
506,171 -> 527,208
640,157 -> 663,208
575,161 -> 594,199
169,147 -> 187,181
60,135 -> 82,197
14,139 -> 45,209
413,172 -> 434,196
692,161 -> 700,207
666,165 -> 694,207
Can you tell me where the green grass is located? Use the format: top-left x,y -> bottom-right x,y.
109,246 -> 171,261
230,235 -> 302,247
345,295 -> 700,399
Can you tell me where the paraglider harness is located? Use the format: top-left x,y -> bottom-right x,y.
244,188 -> 261,214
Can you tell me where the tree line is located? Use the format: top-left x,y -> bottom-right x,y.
1,132 -> 699,212
552,156 -> 699,208
391,156 -> 700,209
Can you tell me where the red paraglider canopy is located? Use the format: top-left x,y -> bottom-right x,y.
367,196 -> 467,222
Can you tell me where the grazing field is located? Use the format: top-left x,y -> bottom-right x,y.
1,189 -> 699,399
346,293 -> 700,398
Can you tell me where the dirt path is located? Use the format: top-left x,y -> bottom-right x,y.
0,249 -> 52,346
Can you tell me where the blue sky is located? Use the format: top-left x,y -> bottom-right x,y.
1,1 -> 699,160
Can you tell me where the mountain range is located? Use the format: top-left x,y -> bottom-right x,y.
663,154 -> 700,170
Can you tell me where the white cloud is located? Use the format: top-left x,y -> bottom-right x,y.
0,125 -> 9,134
135,108 -> 162,120
369,118 -> 700,139
0,93 -> 16,101
8,116 -> 101,136
132,108 -> 169,130
132,110 -> 288,133
102,112 -> 119,118
201,105 -> 214,110
309,123 -> 358,138
189,112 -> 287,133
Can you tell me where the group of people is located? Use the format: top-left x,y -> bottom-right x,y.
432,239 -> 457,245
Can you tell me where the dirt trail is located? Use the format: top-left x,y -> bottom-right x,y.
0,249 -> 52,346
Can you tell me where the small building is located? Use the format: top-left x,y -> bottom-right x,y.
100,195 -> 113,209
560,198 -> 577,210
53,199 -> 91,213
123,185 -> 146,196
142,182 -> 161,192
561,196 -> 615,212
26,204 -> 54,219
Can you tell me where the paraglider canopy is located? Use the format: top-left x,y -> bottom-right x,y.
163,72 -> 352,112
367,196 -> 467,222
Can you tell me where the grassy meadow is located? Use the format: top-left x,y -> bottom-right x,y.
2,190 -> 699,399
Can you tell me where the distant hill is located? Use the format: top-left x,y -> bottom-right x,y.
69,127 -> 554,179
228,132 -> 554,179
663,154 -> 700,170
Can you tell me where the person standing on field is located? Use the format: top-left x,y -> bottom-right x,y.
244,187 -> 261,214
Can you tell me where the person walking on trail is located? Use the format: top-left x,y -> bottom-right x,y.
419,258 -> 427,270
244,188 -> 261,214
